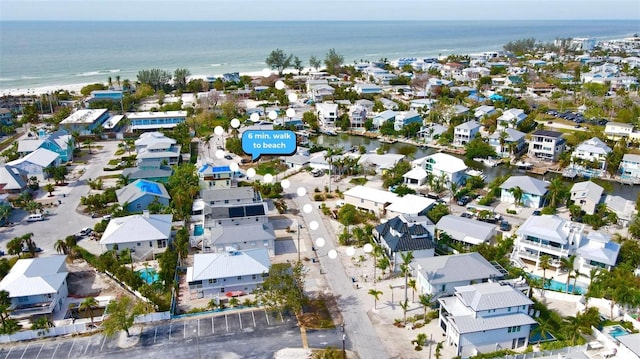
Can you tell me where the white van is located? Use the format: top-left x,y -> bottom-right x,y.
26,214 -> 44,222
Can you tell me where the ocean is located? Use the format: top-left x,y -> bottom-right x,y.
0,20 -> 638,92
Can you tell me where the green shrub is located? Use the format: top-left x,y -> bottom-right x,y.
314,194 -> 325,201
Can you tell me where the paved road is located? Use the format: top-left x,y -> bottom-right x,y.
0,309 -> 343,359
286,183 -> 390,359
0,142 -> 119,254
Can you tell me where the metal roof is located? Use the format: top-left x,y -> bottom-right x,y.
100,213 -> 172,245
500,175 -> 548,196
0,256 -> 68,297
452,313 -> 536,334
435,215 -> 495,245
413,252 -> 503,285
456,282 -> 533,311
187,248 -> 270,283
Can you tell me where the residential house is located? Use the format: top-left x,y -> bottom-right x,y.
0,108 -> 14,125
413,153 -> 468,186
134,132 -> 181,165
393,111 -> 422,131
208,223 -> 276,256
412,252 -> 503,297
372,110 -> 396,128
187,248 -> 271,298
438,282 -> 536,357
528,130 -> 566,161
571,137 -> 611,173
488,128 -> 526,158
0,255 -> 69,319
308,81 -> 335,102
605,122 -> 634,140
315,103 -> 338,127
604,194 -> 637,227
379,98 -> 399,111
103,115 -> 125,132
619,153 -> 640,181
499,175 -> 548,208
474,105 -> 496,119
417,123 -> 448,144
282,152 -> 310,170
355,99 -> 374,113
462,66 -> 490,81
356,153 -> 404,176
349,104 -> 367,128
127,111 -> 187,131
402,166 -> 429,186
374,214 -> 435,272
512,215 -> 585,270
570,181 -> 604,215
409,99 -> 437,112
526,83 -> 556,96
18,129 -> 74,163
497,109 -> 527,130
576,232 -> 620,274
198,163 -> 235,189
435,215 -> 496,247
343,185 -> 398,216
201,187 -> 267,227
60,108 -> 110,135
308,151 -> 333,172
306,79 -> 329,93
385,194 -> 436,218
99,212 -> 173,260
116,179 -> 171,213
441,62 -> 465,79
7,148 -> 61,182
353,83 -> 382,95
0,165 -> 27,194
453,120 -> 480,146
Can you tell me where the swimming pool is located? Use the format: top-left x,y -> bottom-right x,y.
138,268 -> 159,284
194,224 -> 204,236
527,274 -> 586,294
604,325 -> 630,339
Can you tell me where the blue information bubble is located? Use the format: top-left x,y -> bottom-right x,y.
242,130 -> 297,161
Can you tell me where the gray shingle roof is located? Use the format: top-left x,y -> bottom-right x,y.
435,215 -> 495,245
375,216 -> 434,252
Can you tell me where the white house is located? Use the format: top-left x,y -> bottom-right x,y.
435,215 -> 496,246
7,148 -> 61,182
474,105 -> 496,119
438,282 -> 536,357
488,128 -> 526,158
187,248 -> 270,298
499,175 -> 548,208
528,130 -> 566,161
570,181 -> 604,215
207,223 -> 276,256
353,83 -> 382,95
619,153 -> 640,181
453,120 -> 480,146
356,153 -> 405,175
604,122 -> 633,140
576,232 -> 620,275
385,194 -> 436,218
127,111 -> 187,131
372,110 -> 396,128
134,132 -> 181,166
571,137 -> 611,170
0,255 -> 69,319
414,153 -> 468,186
402,166 -> 429,186
348,104 -> 367,128
412,252 -> 504,297
315,103 -> 338,127
374,214 -> 436,272
393,111 -> 422,132
343,185 -> 398,215
100,212 -> 173,260
0,165 -> 27,194
497,109 -> 527,130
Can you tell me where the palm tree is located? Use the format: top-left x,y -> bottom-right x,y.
6,237 -> 23,258
368,288 -> 383,310
80,297 -> 98,327
509,186 -> 524,207
572,268 -> 584,294
400,251 -> 414,304
400,299 -> 409,325
54,239 -> 68,255
539,255 -> 552,293
546,178 -> 566,208
448,181 -> 459,210
559,255 -> 576,294
117,174 -> 130,188
532,318 -> 553,344
408,279 -> 417,303
418,293 -> 433,319
0,205 -> 11,225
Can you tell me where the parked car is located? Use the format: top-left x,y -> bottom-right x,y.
26,214 -> 44,222
224,155 -> 233,160
499,220 -> 512,231
102,214 -> 112,221
456,196 -> 471,206
22,246 -> 43,253
460,212 -> 474,218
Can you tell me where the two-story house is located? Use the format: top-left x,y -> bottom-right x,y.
134,132 -> 181,166
116,179 -> 171,213
438,282 -> 536,357
570,181 -> 604,215
99,212 -> 173,261
0,165 -> 27,195
571,137 -> 611,172
619,153 -> 640,181
7,148 -> 61,182
18,129 -> 74,163
488,128 -> 526,158
499,175 -> 548,208
60,108 -> 110,136
413,153 -> 468,186
372,110 -> 396,129
187,248 -> 270,299
374,214 -> 435,272
316,103 -> 338,127
198,163 -> 235,189
497,109 -> 527,130
127,111 -> 187,131
604,122 -> 633,141
349,104 -> 367,128
393,111 -> 422,132
528,130 -> 566,161
576,232 -> 620,275
473,105 -> 496,119
453,120 -> 481,146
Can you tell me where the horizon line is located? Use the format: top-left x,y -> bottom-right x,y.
1,18 -> 638,22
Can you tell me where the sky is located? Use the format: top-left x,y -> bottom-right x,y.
1,0 -> 639,21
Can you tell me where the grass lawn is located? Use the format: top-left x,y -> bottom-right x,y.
349,177 -> 368,185
255,159 -> 286,176
299,295 -> 337,329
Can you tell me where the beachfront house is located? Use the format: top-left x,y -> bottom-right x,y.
374,214 -> 435,272
18,129 -> 74,163
412,252 -> 503,297
435,215 -> 496,247
576,232 -> 620,275
438,282 -> 536,357
570,181 -> 604,215
99,212 -> 173,260
7,148 -> 61,182
116,179 -> 171,213
316,103 -> 338,127
488,128 -> 526,158
60,108 -> 111,136
127,111 -> 187,131
187,248 -> 270,299
453,120 -> 480,146
618,153 -> 640,182
343,185 -> 398,216
497,109 -> 527,130
0,165 -> 27,195
0,256 -> 69,320
413,153 -> 468,186
604,122 -> 633,141
571,137 -> 611,171
499,175 -> 548,208
528,130 -> 566,161
393,111 -> 422,131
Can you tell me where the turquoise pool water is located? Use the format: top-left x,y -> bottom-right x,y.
194,224 -> 204,236
528,274 -> 586,294
135,180 -> 162,195
138,268 -> 159,284
605,325 -> 630,338
529,324 -> 556,343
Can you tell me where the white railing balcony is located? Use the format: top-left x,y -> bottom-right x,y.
519,239 -> 569,256
10,300 -> 56,318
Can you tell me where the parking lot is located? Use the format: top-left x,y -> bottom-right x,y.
0,309 -> 295,359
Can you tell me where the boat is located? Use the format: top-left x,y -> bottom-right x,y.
473,157 -> 500,167
465,169 -> 487,180
323,130 -> 337,136
379,137 -> 397,144
514,161 -> 533,170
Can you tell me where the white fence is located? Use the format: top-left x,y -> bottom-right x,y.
0,323 -> 87,343
134,311 -> 171,324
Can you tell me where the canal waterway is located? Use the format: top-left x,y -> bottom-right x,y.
311,134 -> 640,201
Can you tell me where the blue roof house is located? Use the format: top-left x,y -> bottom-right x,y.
116,179 -> 171,213
372,110 -> 396,128
393,111 -> 422,131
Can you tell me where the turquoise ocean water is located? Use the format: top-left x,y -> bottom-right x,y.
0,20 -> 638,91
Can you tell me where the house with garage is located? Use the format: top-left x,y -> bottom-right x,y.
412,252 -> 504,297
343,185 -> 398,216
497,109 -> 527,130
18,129 -> 74,163
438,282 -> 536,357
453,120 -> 480,146
0,255 -> 69,319
435,215 -> 496,247
99,211 -> 173,260
374,214 -> 435,272
488,128 -> 526,158
499,175 -> 548,208
116,179 -> 171,213
570,181 -> 603,215
7,148 -> 61,182
413,153 -> 468,186
528,130 -> 566,161
187,248 -> 270,298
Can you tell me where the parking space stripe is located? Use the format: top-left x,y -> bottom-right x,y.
154,327 -> 157,344
197,319 -> 200,337
100,335 -> 107,352
84,339 -> 90,355
252,311 -> 256,327
264,309 -> 270,325
50,343 -> 60,359
225,315 -> 229,332
211,317 -> 214,334
67,340 -> 75,358
35,344 -> 44,359
19,343 -> 29,359
5,346 -> 12,359
238,312 -> 242,329
183,322 -> 186,339
169,323 -> 172,340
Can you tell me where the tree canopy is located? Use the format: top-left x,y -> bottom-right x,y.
265,49 -> 293,76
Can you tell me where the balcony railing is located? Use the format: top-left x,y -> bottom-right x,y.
10,299 -> 56,318
519,238 -> 569,255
